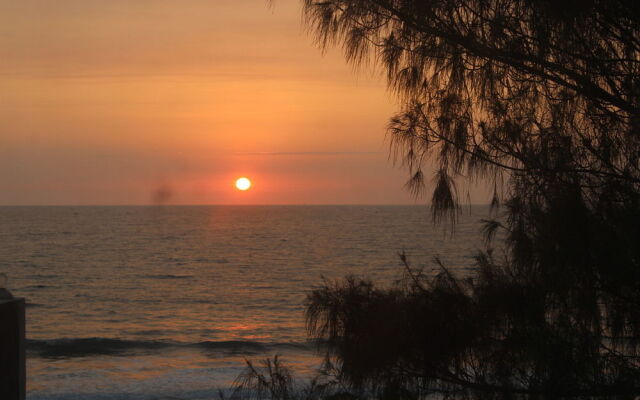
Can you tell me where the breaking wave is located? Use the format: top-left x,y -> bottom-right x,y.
27,337 -> 314,358
141,274 -> 194,279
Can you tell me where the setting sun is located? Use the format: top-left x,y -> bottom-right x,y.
235,177 -> 252,191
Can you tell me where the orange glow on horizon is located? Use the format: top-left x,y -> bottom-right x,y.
0,0 -> 426,206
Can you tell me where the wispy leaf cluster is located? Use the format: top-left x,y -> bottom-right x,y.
300,0 -> 640,398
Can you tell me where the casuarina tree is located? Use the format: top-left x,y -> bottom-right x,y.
301,1 -> 640,398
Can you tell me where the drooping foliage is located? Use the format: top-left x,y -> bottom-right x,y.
300,0 -> 640,398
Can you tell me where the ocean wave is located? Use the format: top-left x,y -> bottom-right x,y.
142,274 -> 193,279
27,338 -> 170,358
25,284 -> 49,289
27,337 -> 314,359
194,257 -> 229,264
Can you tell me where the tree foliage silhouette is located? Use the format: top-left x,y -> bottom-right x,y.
300,0 -> 640,398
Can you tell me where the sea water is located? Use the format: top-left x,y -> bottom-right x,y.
0,205 -> 490,400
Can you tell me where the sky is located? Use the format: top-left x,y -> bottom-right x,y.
0,0 -> 443,205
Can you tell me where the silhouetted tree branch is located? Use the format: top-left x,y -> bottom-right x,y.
301,0 -> 640,398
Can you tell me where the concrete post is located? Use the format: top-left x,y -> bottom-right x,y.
0,294 -> 26,400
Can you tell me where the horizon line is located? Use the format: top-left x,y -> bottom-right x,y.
0,203 -> 491,207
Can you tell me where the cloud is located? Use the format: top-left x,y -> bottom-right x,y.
234,151 -> 382,156
151,183 -> 173,205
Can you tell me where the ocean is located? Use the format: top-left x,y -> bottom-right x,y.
0,205 -> 490,400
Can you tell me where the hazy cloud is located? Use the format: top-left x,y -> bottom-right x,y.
234,151 -> 382,156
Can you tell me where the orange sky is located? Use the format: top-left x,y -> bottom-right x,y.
0,0 -> 449,205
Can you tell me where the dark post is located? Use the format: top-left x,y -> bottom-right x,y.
0,280 -> 26,400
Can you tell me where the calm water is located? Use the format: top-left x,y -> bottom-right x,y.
0,206 -> 489,400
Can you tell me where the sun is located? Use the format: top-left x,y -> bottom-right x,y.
235,177 -> 252,191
